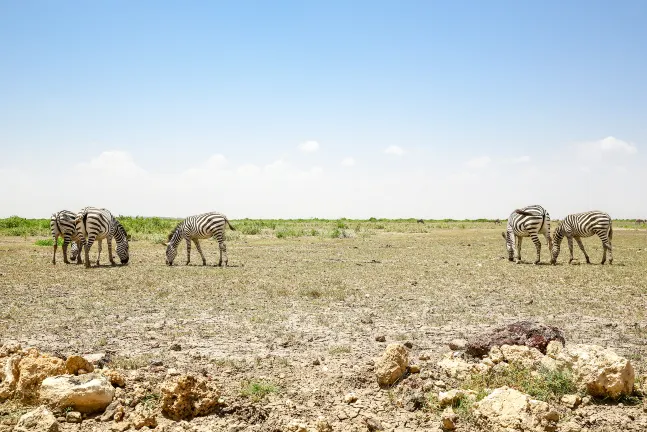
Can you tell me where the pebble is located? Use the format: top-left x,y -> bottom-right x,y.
375,335 -> 386,342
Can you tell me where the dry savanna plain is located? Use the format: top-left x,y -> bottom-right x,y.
1,218 -> 646,431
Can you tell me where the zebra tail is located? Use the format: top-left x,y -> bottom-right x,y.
82,210 -> 89,236
225,218 -> 236,231
609,224 -> 613,240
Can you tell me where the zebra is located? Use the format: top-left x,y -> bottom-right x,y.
501,205 -> 552,264
50,210 -> 83,265
163,212 -> 236,266
416,219 -> 425,224
76,207 -> 129,268
493,219 -> 502,225
551,211 -> 613,265
636,219 -> 646,225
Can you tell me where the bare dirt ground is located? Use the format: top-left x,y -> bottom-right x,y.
1,228 -> 646,431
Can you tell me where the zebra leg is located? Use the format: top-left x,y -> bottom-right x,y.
186,238 -> 192,265
96,240 -> 103,266
600,233 -> 612,265
62,235 -> 71,264
75,240 -> 83,264
84,237 -> 94,268
52,234 -> 59,264
218,242 -> 228,267
605,240 -> 613,265
193,239 -> 207,266
574,237 -> 590,264
567,236 -> 575,264
107,235 -> 116,266
515,236 -> 523,263
530,234 -> 542,264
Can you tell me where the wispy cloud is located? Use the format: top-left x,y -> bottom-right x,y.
341,157 -> 355,167
384,145 -> 404,156
577,136 -> 637,155
298,140 -> 320,152
465,156 -> 491,168
505,155 -> 531,164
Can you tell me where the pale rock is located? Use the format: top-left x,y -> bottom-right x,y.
419,352 -> 431,361
100,400 -> 122,422
500,345 -> 544,368
559,421 -> 582,432
545,341 -> 563,358
482,358 -> 495,367
554,344 -> 634,398
438,389 -> 477,407
437,352 -> 490,380
489,346 -> 504,364
102,369 -> 126,387
65,411 -> 82,423
448,339 -> 467,351
40,373 -> 115,413
316,416 -> 333,432
286,420 -> 308,432
561,394 -> 581,409
129,404 -> 158,429
160,374 -> 221,420
344,392 -> 357,403
0,354 -> 20,400
0,341 -> 21,357
110,422 -> 130,432
65,356 -> 94,375
409,364 -> 421,374
13,406 -> 59,432
16,349 -> 66,401
441,407 -> 458,430
473,386 -> 559,432
375,344 -> 408,386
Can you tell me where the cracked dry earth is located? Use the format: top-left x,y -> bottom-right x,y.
1,228 -> 646,431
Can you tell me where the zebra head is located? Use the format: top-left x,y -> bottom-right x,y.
550,225 -> 564,265
114,221 -> 130,264
165,224 -> 182,265
70,242 -> 79,261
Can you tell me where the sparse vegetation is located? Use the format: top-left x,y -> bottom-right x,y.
240,379 -> 280,401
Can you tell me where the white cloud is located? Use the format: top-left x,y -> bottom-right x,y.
298,140 -> 320,152
384,145 -> 404,156
465,156 -> 491,169
505,155 -> 531,164
341,157 -> 355,167
577,136 -> 637,155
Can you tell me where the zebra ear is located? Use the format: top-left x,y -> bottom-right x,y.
501,232 -> 506,240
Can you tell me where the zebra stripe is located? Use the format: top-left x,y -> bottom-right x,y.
76,207 -> 130,268
164,212 -> 235,266
50,210 -> 83,265
501,204 -> 552,264
551,211 -> 613,265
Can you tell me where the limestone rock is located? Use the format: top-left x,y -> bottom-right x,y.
40,373 -> 115,413
466,321 -> 565,357
129,404 -> 158,429
561,394 -> 581,409
65,355 -> 94,375
344,392 -> 357,403
441,407 -> 458,430
375,343 -> 409,387
552,344 -> 634,398
102,369 -> 126,387
160,374 -> 221,420
0,354 -> 21,400
473,386 -> 559,432
437,352 -> 490,380
65,411 -> 82,423
16,349 -> 66,401
13,406 -> 59,432
100,400 -> 122,422
438,389 -> 477,407
0,340 -> 21,357
316,416 -> 333,432
500,345 -> 545,368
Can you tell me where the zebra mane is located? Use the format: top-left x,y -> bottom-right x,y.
168,223 -> 182,242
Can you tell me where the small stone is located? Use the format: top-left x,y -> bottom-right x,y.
409,364 -> 421,374
448,339 -> 467,351
110,422 -> 130,432
364,417 -> 384,431
166,368 -> 180,377
344,392 -> 358,404
375,335 -> 386,342
315,416 -> 333,432
14,406 -> 59,432
169,343 -> 181,351
100,401 -> 121,422
561,394 -> 582,409
441,407 -> 458,430
66,411 -> 82,423
313,358 -> 321,366
65,355 -> 94,375
404,341 -> 413,349
149,359 -> 163,366
434,380 -> 447,389
419,352 -> 431,361
581,396 -> 591,406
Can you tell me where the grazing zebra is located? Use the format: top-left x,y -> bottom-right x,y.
551,211 -> 613,265
501,205 -> 552,264
163,212 -> 235,266
493,219 -> 502,225
417,219 -> 425,224
636,219 -> 646,225
50,210 -> 83,265
76,207 -> 129,268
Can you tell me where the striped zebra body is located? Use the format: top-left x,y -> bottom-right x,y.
502,205 -> 552,264
164,212 -> 235,266
50,210 -> 83,265
76,207 -> 130,268
551,211 -> 613,265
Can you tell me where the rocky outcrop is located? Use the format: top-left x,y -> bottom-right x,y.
473,387 -> 559,432
15,349 -> 66,401
65,355 -> 94,375
13,406 -> 59,432
160,374 -> 221,420
466,321 -> 565,357
40,373 -> 115,413
551,344 -> 634,398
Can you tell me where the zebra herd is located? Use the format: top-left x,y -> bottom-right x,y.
502,205 -> 614,265
51,205 -> 616,269
50,209 -> 234,268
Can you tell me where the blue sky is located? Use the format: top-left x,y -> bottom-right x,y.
1,1 -> 645,218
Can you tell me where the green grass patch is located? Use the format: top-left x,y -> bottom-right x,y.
240,379 -> 280,401
34,238 -> 63,247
